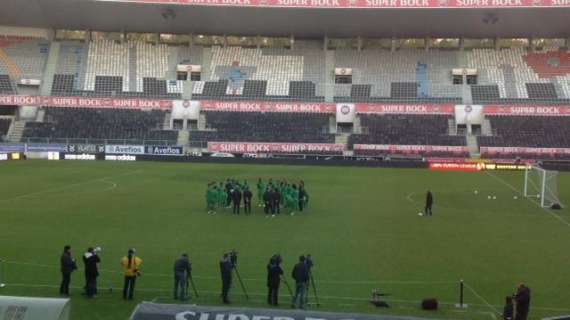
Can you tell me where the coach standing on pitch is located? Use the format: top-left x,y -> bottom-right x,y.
425,190 -> 433,216
514,284 -> 531,320
59,245 -> 77,296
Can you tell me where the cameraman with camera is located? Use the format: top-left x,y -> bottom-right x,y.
59,245 -> 77,296
121,248 -> 142,300
267,254 -> 284,306
220,252 -> 234,304
83,247 -> 101,299
174,253 -> 192,301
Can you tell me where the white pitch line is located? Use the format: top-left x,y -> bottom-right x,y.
1,260 -> 455,285
463,282 -> 501,316
484,171 -> 570,228
6,282 -> 570,312
0,170 -> 141,202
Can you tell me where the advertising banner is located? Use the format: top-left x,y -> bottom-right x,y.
208,142 -> 344,154
145,145 -> 184,155
99,0 -> 570,9
0,144 -> 25,153
130,303 -> 426,320
483,105 -> 570,116
105,145 -> 146,155
480,146 -> 570,155
355,104 -> 455,115
66,144 -> 105,154
0,95 -> 175,110
354,144 -> 468,153
27,144 -> 67,152
200,101 -> 336,113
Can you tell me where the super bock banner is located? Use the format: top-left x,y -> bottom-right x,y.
130,303 -> 425,320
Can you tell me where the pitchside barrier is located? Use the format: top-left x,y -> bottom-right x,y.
0,296 -> 70,320
129,303 -> 431,320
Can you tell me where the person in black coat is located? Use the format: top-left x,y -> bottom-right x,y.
503,296 -> 514,320
291,256 -> 309,309
232,188 -> 242,214
267,255 -> 284,306
298,186 -> 307,212
425,191 -> 433,216
243,188 -> 253,214
83,247 -> 101,298
514,284 -> 531,320
59,245 -> 77,296
219,253 -> 233,304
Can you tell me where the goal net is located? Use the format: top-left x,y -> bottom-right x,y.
524,165 -> 562,208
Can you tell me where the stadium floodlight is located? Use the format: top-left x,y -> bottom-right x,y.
524,165 -> 563,209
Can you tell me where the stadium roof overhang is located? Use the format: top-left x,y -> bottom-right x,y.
1,0 -> 569,38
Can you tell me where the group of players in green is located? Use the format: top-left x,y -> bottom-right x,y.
206,178 -> 310,216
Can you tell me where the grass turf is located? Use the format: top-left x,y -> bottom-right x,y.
0,160 -> 569,320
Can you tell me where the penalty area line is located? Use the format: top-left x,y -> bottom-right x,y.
0,170 -> 141,202
484,171 -> 570,228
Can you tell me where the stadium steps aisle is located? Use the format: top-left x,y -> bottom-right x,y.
177,129 -> 190,147
0,48 -> 21,78
128,45 -> 137,92
7,120 -> 26,143
466,134 -> 480,157
40,42 -> 59,96
501,64 -> 518,98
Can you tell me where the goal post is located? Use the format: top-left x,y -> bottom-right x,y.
524,165 -> 562,209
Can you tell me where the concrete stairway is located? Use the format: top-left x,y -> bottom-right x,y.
7,120 -> 26,143
163,112 -> 171,130
177,130 -> 190,147
466,134 -> 480,158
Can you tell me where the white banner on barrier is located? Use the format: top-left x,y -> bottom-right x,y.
105,145 -> 145,155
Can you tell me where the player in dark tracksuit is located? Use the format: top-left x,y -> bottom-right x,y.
243,188 -> 253,214
232,188 -> 242,214
425,191 -> 433,216
263,188 -> 271,215
270,189 -> 280,215
225,180 -> 233,207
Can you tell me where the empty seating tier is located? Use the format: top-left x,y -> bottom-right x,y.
22,107 -> 177,144
190,111 -> 334,146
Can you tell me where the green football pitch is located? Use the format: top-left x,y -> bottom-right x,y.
0,161 -> 569,320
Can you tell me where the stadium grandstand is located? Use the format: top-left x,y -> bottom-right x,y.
1,2 -> 570,319
1,2 -> 570,160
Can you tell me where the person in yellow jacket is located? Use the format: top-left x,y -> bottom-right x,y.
121,248 -> 142,300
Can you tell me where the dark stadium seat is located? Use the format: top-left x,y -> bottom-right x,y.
242,80 -> 267,98
391,82 -> 418,99
189,111 -> 334,147
526,83 -> 558,99
479,116 -> 570,159
22,107 -> 177,145
471,85 -> 501,102
350,114 -> 467,157
289,81 -> 316,99
94,76 -> 123,95
350,84 -> 372,100
0,75 -> 15,94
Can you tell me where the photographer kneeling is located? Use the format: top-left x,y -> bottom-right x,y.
121,248 -> 142,300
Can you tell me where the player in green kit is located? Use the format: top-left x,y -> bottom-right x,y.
217,182 -> 226,210
206,183 -> 217,214
256,178 -> 265,207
